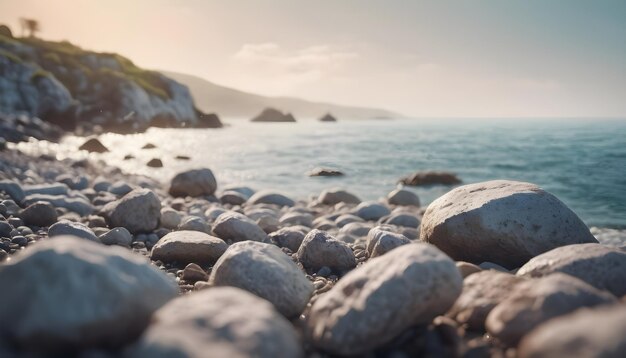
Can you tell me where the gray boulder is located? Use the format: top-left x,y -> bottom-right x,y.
210,241 -> 313,317
268,226 -> 309,251
366,226 -> 411,258
318,188 -> 361,205
354,201 -> 391,221
129,287 -> 303,358
485,273 -> 617,346
296,229 -> 356,272
0,236 -> 177,352
159,207 -> 181,230
517,243 -> 626,297
151,230 -> 228,265
99,227 -> 133,247
168,168 -> 217,197
420,180 -> 598,269
447,270 -> 527,330
102,188 -> 161,234
518,305 -> 626,358
19,201 -> 57,227
248,190 -> 295,207
212,211 -> 267,242
387,188 -> 420,206
48,220 -> 99,242
305,243 -> 462,355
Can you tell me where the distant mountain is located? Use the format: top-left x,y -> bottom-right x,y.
163,71 -> 401,120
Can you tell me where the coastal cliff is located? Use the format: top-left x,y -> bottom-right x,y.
0,34 -> 220,133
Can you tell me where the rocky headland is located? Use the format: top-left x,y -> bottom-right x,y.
0,140 -> 625,357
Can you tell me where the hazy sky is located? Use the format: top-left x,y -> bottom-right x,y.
1,0 -> 625,117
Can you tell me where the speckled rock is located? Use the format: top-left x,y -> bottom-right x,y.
210,241 -> 313,317
420,180 -> 598,269
447,270 -> 526,330
517,243 -> 626,297
212,211 -> 267,242
306,243 -> 463,355
486,273 -> 617,346
168,168 -> 217,197
518,305 -> 626,358
102,188 -> 161,234
129,287 -> 304,358
151,231 -> 228,265
0,236 -> 177,352
296,229 -> 356,272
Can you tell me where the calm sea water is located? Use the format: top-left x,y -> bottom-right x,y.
26,118 -> 626,229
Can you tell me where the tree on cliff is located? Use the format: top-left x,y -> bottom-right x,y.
19,18 -> 40,37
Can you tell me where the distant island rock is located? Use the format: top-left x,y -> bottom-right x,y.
251,108 -> 296,123
309,167 -> 344,177
0,29 -> 222,134
319,113 -> 337,122
399,171 -> 461,186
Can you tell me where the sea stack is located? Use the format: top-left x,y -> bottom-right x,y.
251,108 -> 296,122
319,113 -> 337,122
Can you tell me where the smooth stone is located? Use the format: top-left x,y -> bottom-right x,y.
455,261 -> 482,278
19,201 -> 57,227
517,243 -> 626,297
159,207 -> 181,230
420,180 -> 598,269
221,185 -> 255,199
0,221 -> 13,237
518,304 -> 626,358
296,229 -> 356,272
479,262 -> 510,272
354,201 -> 391,221
168,168 -> 217,197
279,212 -> 313,227
210,241 -> 313,317
108,181 -> 134,196
2,199 -> 21,216
79,137 -> 109,153
334,214 -> 364,227
387,188 -> 420,206
151,231 -> 228,265
248,190 -> 295,207
0,180 -> 25,203
181,263 -> 208,283
318,188 -> 361,205
399,171 -> 461,186
48,220 -> 99,242
447,270 -> 527,330
486,273 -> 617,346
305,243 -> 463,355
219,190 -> 247,205
382,212 -> 421,228
0,236 -> 177,352
212,211 -> 267,242
268,226 -> 309,251
257,215 -> 280,234
177,215 -> 210,233
366,226 -> 411,257
23,183 -> 69,196
339,222 -> 374,237
99,227 -> 133,247
56,174 -> 89,190
102,189 -> 161,234
146,158 -> 163,168
22,194 -> 93,216
129,287 -> 303,358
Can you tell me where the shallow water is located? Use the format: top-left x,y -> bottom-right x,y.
18,118 -> 626,229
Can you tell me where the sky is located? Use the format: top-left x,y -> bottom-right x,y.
1,0 -> 625,117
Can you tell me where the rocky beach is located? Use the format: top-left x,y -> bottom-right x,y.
1,135 -> 625,357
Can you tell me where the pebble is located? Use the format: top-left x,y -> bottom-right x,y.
19,201 -> 58,227
99,227 -> 133,247
151,230 -> 228,265
48,220 -> 99,242
212,211 -> 267,242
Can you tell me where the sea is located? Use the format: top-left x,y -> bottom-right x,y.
17,118 -> 626,243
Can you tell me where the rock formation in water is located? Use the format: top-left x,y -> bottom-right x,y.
319,113 -> 337,122
251,108 -> 297,122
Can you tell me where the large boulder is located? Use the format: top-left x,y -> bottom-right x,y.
518,305 -> 626,358
151,231 -> 227,265
305,243 -> 462,355
296,229 -> 356,273
212,211 -> 267,242
318,188 -> 361,205
399,171 -> 461,186
209,241 -> 313,317
168,168 -> 217,197
0,236 -> 177,352
517,243 -> 626,297
447,270 -> 527,330
485,273 -> 617,346
420,180 -> 598,269
129,287 -> 303,358
102,188 -> 161,234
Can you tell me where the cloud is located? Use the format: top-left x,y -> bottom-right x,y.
231,43 -> 359,91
